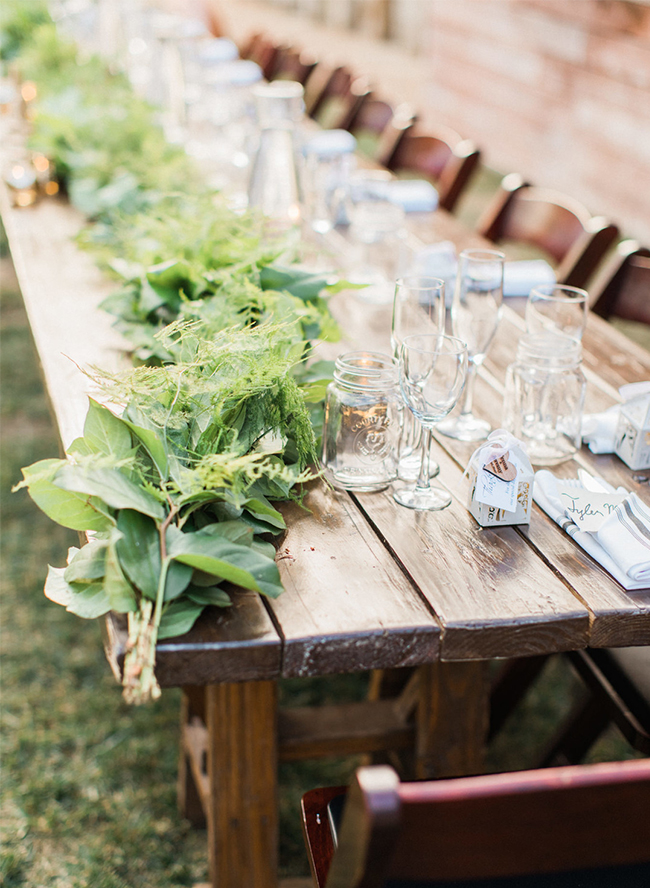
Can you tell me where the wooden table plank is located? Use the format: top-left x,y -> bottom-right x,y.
355,444 -> 590,661
272,483 -> 441,677
0,187 -> 129,448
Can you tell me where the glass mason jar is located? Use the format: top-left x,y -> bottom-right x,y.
502,333 -> 587,465
322,352 -> 400,491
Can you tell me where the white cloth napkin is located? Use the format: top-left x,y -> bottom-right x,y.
533,470 -> 650,591
502,259 -> 555,297
582,381 -> 650,454
408,245 -> 555,305
386,179 -> 439,213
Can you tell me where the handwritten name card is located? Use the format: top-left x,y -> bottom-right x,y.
556,484 -> 627,533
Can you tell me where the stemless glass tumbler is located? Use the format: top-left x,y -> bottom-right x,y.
525,284 -> 589,342
394,334 -> 468,511
438,248 -> 505,442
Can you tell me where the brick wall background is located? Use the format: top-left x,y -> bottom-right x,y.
210,0 -> 650,244
425,0 -> 650,244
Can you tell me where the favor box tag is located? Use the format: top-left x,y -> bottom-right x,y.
467,447 -> 533,527
614,395 -> 650,471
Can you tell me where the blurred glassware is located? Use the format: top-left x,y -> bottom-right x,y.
248,81 -> 304,241
322,351 -> 400,492
4,157 -> 37,207
502,333 -> 586,464
185,60 -> 263,206
302,129 -> 356,235
438,248 -> 505,442
394,334 -> 468,510
391,276 -> 446,479
525,283 -> 589,342
348,198 -> 407,304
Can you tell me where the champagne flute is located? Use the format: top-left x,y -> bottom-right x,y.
394,334 -> 468,511
526,284 -> 588,342
438,248 -> 505,442
391,276 -> 446,480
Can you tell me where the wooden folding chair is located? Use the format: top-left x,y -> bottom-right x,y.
590,239 -> 650,325
272,46 -> 318,86
539,647 -> 650,767
348,99 -> 416,167
241,32 -> 281,80
302,759 -> 650,888
386,123 -> 480,213
477,173 -> 619,288
310,68 -> 372,132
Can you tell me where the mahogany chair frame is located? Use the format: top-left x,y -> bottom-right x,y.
477,172 -> 619,288
590,239 -> 650,324
386,123 -> 480,213
271,45 -> 318,86
302,760 -> 650,888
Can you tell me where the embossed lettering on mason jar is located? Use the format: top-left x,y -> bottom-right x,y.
322,352 -> 399,491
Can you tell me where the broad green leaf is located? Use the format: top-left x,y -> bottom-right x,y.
197,520 -> 254,547
64,539 -> 108,583
83,398 -> 132,458
252,539 -> 277,560
158,599 -> 205,640
259,264 -> 331,301
120,418 -> 169,480
116,510 -> 192,602
54,465 -> 166,520
19,459 -> 114,531
186,584 -> 232,608
104,532 -> 138,613
115,510 -> 160,600
66,581 -> 112,618
242,493 -> 286,530
45,565 -> 73,607
167,525 -> 283,598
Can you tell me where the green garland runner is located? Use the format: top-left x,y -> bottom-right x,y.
5,4 -> 342,703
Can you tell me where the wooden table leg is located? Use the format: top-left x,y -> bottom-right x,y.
206,680 -> 279,888
414,660 -> 490,779
179,686 -> 207,828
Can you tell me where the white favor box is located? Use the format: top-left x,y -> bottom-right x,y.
468,466 -> 534,526
614,395 -> 650,471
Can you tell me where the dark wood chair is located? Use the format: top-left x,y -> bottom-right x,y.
477,172 -> 619,288
302,759 -> 650,888
590,240 -> 650,324
386,123 -> 480,213
240,32 -> 281,80
308,67 -> 372,132
272,46 -> 318,86
348,100 -> 417,167
539,648 -> 650,767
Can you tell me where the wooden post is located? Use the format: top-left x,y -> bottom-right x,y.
414,661 -> 490,779
178,686 -> 207,827
205,681 -> 279,888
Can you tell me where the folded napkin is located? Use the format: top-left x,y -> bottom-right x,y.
408,245 -> 555,304
386,179 -> 439,213
533,470 -> 650,591
502,259 -> 555,297
582,381 -> 650,454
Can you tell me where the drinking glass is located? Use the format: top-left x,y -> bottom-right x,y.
525,284 -> 588,342
438,248 -> 505,442
394,334 -> 468,511
391,276 -> 446,480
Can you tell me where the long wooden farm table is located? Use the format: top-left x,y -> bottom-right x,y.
4,185 -> 650,888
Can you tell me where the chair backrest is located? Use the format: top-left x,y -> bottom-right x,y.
590,240 -> 650,324
243,33 -> 281,80
387,124 -> 480,213
477,173 -> 619,288
348,100 -> 417,167
303,759 -> 650,888
272,46 -> 318,86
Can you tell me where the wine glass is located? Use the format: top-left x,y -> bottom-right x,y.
438,248 -> 505,442
391,276 -> 446,480
394,334 -> 468,511
526,284 -> 588,342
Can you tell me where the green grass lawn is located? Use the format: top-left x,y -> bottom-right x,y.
0,233 -> 641,886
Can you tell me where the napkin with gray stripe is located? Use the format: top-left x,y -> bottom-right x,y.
533,470 -> 650,591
